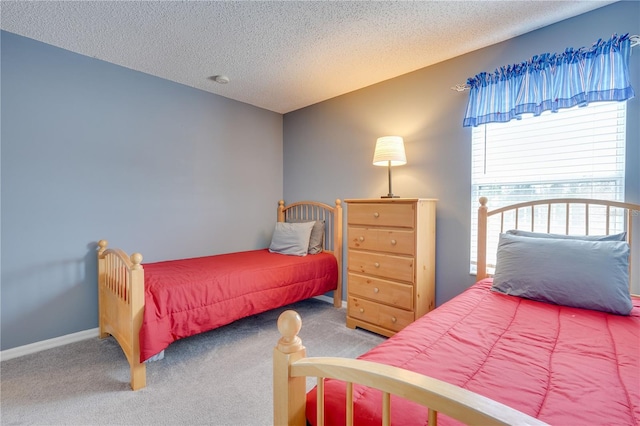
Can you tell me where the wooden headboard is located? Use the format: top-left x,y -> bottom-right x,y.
476,197 -> 640,295
278,199 -> 343,307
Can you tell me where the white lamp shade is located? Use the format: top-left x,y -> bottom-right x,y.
373,136 -> 406,166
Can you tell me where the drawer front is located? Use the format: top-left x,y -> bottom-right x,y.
348,203 -> 415,228
348,297 -> 414,333
348,226 -> 415,256
348,251 -> 414,282
348,273 -> 413,310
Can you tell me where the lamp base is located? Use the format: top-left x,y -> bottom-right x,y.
381,194 -> 400,198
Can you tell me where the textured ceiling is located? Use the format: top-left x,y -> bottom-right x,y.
1,1 -> 616,113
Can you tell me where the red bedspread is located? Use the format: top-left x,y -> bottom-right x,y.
139,249 -> 338,362
308,279 -> 640,425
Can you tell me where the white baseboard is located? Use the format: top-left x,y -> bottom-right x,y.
1,297 -> 344,362
0,328 -> 99,361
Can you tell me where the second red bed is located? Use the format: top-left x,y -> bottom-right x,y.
307,278 -> 640,425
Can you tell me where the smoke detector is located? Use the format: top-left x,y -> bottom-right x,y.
210,75 -> 230,84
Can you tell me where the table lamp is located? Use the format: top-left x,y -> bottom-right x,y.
372,136 -> 406,198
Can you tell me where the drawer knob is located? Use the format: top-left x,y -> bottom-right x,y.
373,287 -> 379,293
359,236 -> 365,242
390,239 -> 397,245
374,262 -> 380,268
391,316 -> 397,323
373,212 -> 380,218
359,308 -> 364,313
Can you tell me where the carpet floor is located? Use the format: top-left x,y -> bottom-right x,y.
1,298 -> 386,426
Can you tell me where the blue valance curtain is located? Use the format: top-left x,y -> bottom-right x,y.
463,33 -> 635,127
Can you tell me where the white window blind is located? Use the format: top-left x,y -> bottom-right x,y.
470,101 -> 627,273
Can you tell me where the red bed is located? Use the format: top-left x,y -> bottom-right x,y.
99,199 -> 343,390
140,248 -> 337,361
307,278 -> 640,425
273,198 -> 640,425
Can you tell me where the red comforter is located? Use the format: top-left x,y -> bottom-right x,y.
139,249 -> 338,362
308,279 -> 640,425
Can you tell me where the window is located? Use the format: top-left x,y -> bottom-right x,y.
470,101 -> 627,273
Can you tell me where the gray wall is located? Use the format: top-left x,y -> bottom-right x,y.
2,1 -> 638,352
1,31 -> 283,350
283,1 -> 640,305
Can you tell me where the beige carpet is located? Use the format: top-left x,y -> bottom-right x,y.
0,298 -> 386,426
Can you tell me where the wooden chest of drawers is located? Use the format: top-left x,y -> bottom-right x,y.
344,198 -> 436,337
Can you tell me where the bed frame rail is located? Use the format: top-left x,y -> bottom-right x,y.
97,240 -> 146,390
273,310 -> 547,426
278,199 -> 343,307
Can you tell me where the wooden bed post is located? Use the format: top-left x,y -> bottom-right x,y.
278,200 -> 286,222
333,199 -> 343,308
97,240 -> 109,339
273,310 -> 307,426
477,197 -> 488,280
129,253 -> 146,390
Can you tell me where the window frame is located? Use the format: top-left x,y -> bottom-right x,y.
469,101 -> 627,274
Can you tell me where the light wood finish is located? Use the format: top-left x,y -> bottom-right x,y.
273,310 -> 548,426
97,241 -> 146,390
345,198 -> 436,336
273,310 -> 307,426
476,197 -> 640,295
98,199 -> 343,391
348,273 -> 413,309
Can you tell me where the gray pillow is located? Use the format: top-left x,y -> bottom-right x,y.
506,229 -> 627,241
286,219 -> 325,254
268,221 -> 315,256
492,233 -> 632,315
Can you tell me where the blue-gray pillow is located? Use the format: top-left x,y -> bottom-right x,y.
268,221 -> 315,256
506,229 -> 626,241
286,219 -> 324,254
492,233 -> 632,315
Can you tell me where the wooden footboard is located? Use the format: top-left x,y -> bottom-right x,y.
97,240 -> 146,390
273,310 -> 547,426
